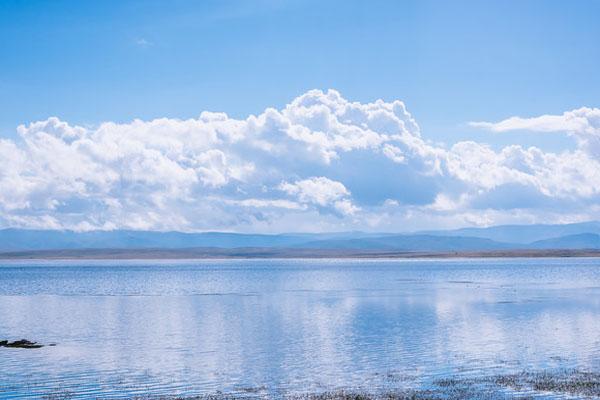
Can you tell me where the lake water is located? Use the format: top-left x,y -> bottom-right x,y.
1,258 -> 600,399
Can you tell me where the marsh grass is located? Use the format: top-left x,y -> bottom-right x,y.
158,369 -> 600,400
489,370 -> 600,396
33,369 -> 600,399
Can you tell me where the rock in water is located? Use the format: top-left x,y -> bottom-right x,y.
0,339 -> 44,349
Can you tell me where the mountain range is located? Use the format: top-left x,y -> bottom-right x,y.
2,221 -> 600,253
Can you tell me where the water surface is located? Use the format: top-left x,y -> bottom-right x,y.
1,258 -> 600,398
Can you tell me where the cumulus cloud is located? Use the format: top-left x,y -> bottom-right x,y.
1,90 -> 599,232
279,177 -> 359,216
470,107 -> 600,157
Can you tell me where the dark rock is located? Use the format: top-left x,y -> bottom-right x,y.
0,339 -> 44,349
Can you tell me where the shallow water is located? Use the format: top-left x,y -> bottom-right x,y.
1,258 -> 600,399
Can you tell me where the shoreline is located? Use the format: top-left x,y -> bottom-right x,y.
1,247 -> 600,260
10,369 -> 600,399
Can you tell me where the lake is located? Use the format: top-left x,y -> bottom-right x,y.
1,258 -> 600,399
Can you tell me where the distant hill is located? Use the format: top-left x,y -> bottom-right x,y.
530,233 -> 600,249
1,221 -> 600,253
0,229 -> 379,251
295,234 -> 512,251
421,221 -> 600,244
0,229 -> 301,251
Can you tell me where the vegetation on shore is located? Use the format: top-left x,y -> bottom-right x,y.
39,369 -> 594,400
174,369 -> 600,399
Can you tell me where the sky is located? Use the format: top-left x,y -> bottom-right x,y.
0,0 -> 599,232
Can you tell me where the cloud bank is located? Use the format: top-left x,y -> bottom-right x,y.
1,90 -> 599,232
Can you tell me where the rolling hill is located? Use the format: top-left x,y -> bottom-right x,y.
2,222 -> 600,254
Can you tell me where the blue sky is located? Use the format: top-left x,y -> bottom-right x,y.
1,1 -> 600,232
2,0 -> 598,147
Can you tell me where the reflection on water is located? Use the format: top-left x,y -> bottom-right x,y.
1,258 -> 600,398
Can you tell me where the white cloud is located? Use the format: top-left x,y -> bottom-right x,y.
134,38 -> 153,48
469,108 -> 600,134
470,107 -> 600,157
1,90 -> 600,232
333,199 -> 360,216
280,177 -> 348,206
279,177 -> 359,216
